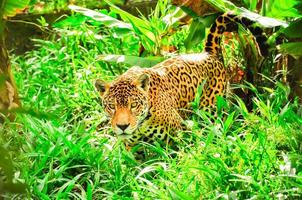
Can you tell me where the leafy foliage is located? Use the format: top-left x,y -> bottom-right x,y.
279,42 -> 302,59
2,0 -> 29,18
27,0 -> 125,14
70,0 -> 187,56
264,0 -> 301,18
68,5 -> 132,32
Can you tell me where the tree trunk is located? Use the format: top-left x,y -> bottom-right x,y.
0,18 -> 20,121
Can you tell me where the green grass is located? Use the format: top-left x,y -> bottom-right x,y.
1,11 -> 302,199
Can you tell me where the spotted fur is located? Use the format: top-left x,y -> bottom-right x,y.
95,13 -> 267,146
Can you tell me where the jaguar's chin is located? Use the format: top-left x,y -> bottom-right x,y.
117,134 -> 132,140
114,125 -> 138,136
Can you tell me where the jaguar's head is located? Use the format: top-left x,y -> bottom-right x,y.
95,73 -> 150,139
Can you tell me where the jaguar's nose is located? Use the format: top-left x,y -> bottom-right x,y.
117,124 -> 130,131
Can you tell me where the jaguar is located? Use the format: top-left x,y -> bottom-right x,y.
95,13 -> 268,146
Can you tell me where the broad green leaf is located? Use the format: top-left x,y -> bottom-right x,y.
205,0 -> 237,12
224,111 -> 235,132
266,0 -> 302,18
216,95 -> 228,113
104,0 -> 156,42
184,19 -> 205,51
162,6 -> 187,27
184,14 -> 218,50
205,0 -> 288,28
278,42 -> 302,59
281,18 -> 302,39
68,5 -> 132,31
3,0 -> 29,18
53,14 -> 87,28
249,0 -> 258,11
97,54 -> 164,68
126,17 -> 156,52
239,8 -> 288,28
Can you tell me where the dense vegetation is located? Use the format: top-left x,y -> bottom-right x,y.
1,0 -> 302,199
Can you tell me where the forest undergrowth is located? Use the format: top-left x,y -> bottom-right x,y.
1,1 -> 302,199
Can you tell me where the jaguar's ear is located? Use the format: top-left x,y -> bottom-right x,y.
133,73 -> 150,91
95,79 -> 109,97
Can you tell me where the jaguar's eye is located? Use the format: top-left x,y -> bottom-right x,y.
108,103 -> 115,109
131,102 -> 137,108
